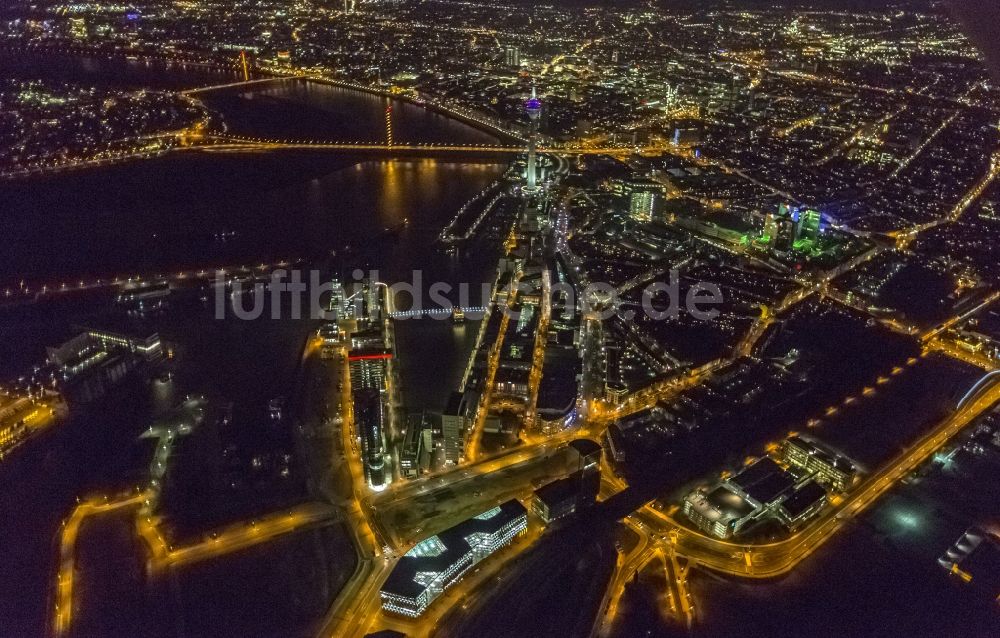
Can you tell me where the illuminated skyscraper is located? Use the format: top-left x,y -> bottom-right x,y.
353,389 -> 387,490
440,391 -> 467,465
797,209 -> 822,243
766,203 -> 801,251
504,46 -> 520,68
762,212 -> 779,245
327,278 -> 347,319
629,189 -> 660,222
524,87 -> 542,193
349,345 -> 391,490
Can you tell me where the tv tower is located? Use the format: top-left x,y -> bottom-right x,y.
524,86 -> 542,193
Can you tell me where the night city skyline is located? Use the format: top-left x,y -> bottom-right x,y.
0,1 -> 998,637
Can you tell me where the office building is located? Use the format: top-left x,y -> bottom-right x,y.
762,212 -> 779,245
400,413 -> 432,478
524,88 -> 542,193
532,470 -> 599,524
683,457 -> 801,539
610,178 -> 666,222
354,389 -> 387,490
348,278 -> 383,326
380,500 -> 528,617
350,327 -> 386,350
761,203 -> 798,251
47,329 -> 163,404
782,436 -> 857,492
328,278 -> 348,319
672,127 -> 701,147
568,438 -> 602,473
504,46 -> 520,68
630,189 -> 661,222
68,17 -> 88,39
727,457 -> 796,509
419,429 -> 433,473
776,480 -> 828,530
349,348 -> 391,393
796,208 -> 822,243
531,439 -> 601,524
318,322 -> 343,345
683,483 -> 758,539
440,391 -> 467,464
674,215 -> 751,246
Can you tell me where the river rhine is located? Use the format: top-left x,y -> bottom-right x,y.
0,53 -> 508,636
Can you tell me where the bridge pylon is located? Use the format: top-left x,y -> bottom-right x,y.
385,106 -> 394,148
239,50 -> 250,82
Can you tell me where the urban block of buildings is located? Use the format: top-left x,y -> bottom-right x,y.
682,456 -> 830,539
379,499 -> 528,617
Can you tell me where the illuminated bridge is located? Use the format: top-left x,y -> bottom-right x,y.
387,306 -> 487,320
180,76 -> 299,95
180,74 -> 667,157
201,135 -> 662,156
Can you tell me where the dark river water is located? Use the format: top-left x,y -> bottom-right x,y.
0,53 -> 507,637
0,54 -> 508,405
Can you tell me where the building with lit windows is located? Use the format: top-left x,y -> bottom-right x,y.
532,471 -> 599,524
683,457 -> 800,539
608,178 -> 667,222
49,329 -> 163,363
380,500 -> 528,617
776,480 -> 828,530
354,389 -> 387,490
796,208 -> 822,243
317,322 -> 343,345
400,413 -> 433,478
68,17 -> 88,39
327,278 -> 348,319
629,189 -> 661,222
0,418 -> 29,459
762,211 -> 779,244
46,329 -> 163,404
347,343 -> 392,489
683,483 -> 758,539
532,439 -> 601,524
439,391 -> 468,464
782,436 -> 857,492
504,45 -> 520,68
348,348 -> 391,392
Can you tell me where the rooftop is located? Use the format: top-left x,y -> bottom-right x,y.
779,480 -> 828,519
381,499 -> 527,599
729,457 -> 796,506
686,484 -> 756,525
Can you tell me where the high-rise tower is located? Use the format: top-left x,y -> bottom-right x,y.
524,87 -> 542,193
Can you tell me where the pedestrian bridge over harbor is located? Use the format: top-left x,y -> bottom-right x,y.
386,306 -> 487,320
